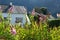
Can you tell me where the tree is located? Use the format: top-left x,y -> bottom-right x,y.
35,7 -> 48,15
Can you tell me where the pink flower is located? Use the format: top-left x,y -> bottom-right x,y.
38,14 -> 47,22
10,27 -> 16,35
32,9 -> 35,16
39,17 -> 43,21
8,6 -> 14,13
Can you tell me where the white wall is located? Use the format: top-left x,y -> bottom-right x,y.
2,13 -> 26,25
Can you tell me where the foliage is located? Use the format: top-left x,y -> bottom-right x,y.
48,20 -> 60,28
35,7 -> 48,15
0,12 -> 60,40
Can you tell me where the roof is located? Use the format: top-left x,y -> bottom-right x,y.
0,5 -> 27,14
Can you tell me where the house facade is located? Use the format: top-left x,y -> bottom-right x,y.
57,13 -> 60,17
2,13 -> 26,25
0,5 -> 30,26
56,13 -> 60,20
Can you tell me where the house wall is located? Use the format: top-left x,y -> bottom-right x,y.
2,13 -> 26,25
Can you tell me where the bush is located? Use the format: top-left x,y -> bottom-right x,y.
0,12 -> 60,40
48,20 -> 60,28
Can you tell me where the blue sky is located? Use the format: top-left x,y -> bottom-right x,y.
0,0 -> 60,17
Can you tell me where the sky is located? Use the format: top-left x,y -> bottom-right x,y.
0,0 -> 60,17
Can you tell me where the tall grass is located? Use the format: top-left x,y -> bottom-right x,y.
0,13 -> 60,40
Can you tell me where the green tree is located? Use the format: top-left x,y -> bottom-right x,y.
35,7 -> 48,15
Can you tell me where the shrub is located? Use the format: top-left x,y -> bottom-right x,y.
48,20 -> 60,28
0,12 -> 60,40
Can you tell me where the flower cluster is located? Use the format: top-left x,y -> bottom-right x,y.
10,26 -> 16,35
37,14 -> 47,23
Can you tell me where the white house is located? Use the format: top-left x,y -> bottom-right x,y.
56,13 -> 60,20
0,5 -> 31,26
57,13 -> 60,17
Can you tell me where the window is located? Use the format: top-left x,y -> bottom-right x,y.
15,17 -> 23,23
4,17 -> 8,21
